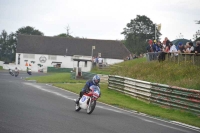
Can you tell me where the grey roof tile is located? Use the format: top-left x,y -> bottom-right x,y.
16,34 -> 130,59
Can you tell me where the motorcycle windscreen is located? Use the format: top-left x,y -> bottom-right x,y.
79,95 -> 90,109
90,85 -> 100,98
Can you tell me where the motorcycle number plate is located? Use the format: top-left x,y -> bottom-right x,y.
81,96 -> 87,102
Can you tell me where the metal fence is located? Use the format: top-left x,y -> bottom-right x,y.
146,52 -> 200,66
108,75 -> 200,114
108,75 -> 151,101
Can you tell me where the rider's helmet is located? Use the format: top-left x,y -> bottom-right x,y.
92,75 -> 100,85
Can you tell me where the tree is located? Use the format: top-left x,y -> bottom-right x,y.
55,33 -> 73,38
0,30 -> 16,62
121,15 -> 162,54
55,25 -> 73,38
16,26 -> 44,36
193,21 -> 200,41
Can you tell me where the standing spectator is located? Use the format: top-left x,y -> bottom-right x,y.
169,42 -> 178,56
162,40 -> 166,51
98,56 -> 103,68
92,56 -> 96,67
95,56 -> 99,66
195,41 -> 200,54
147,39 -> 156,61
165,37 -> 170,47
129,54 -> 133,60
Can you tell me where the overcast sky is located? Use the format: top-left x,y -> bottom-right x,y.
0,0 -> 200,41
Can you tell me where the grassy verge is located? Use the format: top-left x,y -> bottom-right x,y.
26,73 -> 86,83
92,57 -> 200,90
0,66 -> 3,70
54,83 -> 200,127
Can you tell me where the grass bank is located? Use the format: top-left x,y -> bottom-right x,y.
92,58 -> 200,90
54,83 -> 200,127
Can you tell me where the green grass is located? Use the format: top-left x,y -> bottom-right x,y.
92,57 -> 200,90
26,73 -> 86,83
0,66 -> 3,70
54,83 -> 200,127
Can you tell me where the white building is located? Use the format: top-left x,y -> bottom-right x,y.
16,35 -> 130,72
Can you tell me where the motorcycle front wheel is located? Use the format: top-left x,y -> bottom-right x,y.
75,103 -> 81,112
87,100 -> 96,114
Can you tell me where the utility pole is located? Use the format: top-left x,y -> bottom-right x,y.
155,23 -> 156,40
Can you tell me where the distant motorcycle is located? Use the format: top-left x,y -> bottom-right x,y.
75,85 -> 100,114
14,70 -> 19,77
27,69 -> 32,75
9,69 -> 14,76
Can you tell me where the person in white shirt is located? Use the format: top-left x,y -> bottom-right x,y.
98,57 -> 103,68
169,42 -> 178,56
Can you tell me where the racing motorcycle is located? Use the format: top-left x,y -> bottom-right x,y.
9,69 -> 14,76
14,70 -> 19,77
27,69 -> 32,75
75,85 -> 100,114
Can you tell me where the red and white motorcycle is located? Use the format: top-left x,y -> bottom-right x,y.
75,85 -> 100,114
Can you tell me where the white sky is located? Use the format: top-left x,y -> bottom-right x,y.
0,0 -> 200,41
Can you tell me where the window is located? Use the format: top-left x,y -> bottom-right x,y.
48,55 -> 57,60
23,54 -> 35,59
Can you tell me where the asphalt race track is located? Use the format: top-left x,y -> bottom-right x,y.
0,71 -> 199,133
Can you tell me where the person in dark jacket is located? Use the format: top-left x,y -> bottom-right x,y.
75,75 -> 101,104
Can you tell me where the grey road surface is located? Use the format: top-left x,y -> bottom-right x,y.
0,71 -> 199,133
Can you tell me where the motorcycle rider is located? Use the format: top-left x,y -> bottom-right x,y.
14,67 -> 19,76
75,75 -> 101,104
15,67 -> 19,72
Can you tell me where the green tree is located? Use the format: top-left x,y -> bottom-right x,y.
121,15 -> 161,54
55,25 -> 73,38
0,30 -> 16,62
16,26 -> 44,36
55,33 -> 73,38
193,20 -> 200,42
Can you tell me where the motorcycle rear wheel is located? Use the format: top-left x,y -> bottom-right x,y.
87,100 -> 96,114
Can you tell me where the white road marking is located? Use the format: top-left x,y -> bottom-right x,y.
23,82 -> 200,133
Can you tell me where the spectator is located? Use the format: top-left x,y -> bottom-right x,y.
129,54 -> 133,60
98,56 -> 103,68
169,42 -> 178,56
176,42 -> 185,53
95,56 -> 99,65
146,39 -> 155,61
165,37 -> 170,47
162,40 -> 166,51
92,56 -> 96,67
187,42 -> 195,53
147,39 -> 155,52
194,41 -> 200,54
156,41 -> 163,52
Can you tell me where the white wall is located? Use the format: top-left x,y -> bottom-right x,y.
15,53 -> 94,72
15,53 -> 124,72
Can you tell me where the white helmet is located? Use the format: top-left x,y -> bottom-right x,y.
92,75 -> 100,85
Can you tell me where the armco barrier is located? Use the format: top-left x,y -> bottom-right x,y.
108,75 -> 200,114
108,75 -> 151,101
150,83 -> 200,114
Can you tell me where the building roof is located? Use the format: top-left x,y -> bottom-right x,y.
16,34 -> 130,59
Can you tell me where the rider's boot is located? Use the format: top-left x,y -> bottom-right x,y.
75,97 -> 80,104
